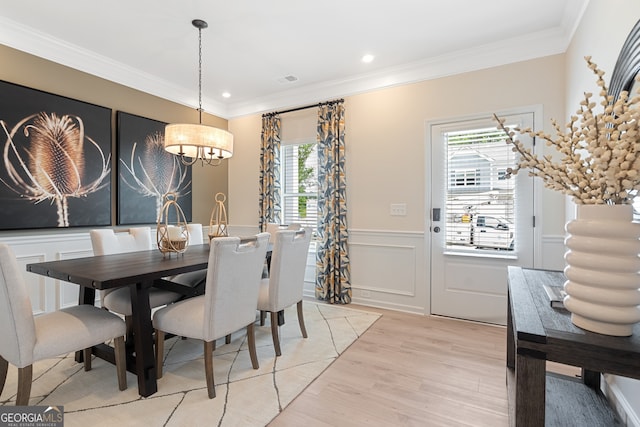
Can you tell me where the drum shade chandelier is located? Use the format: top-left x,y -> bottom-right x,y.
164,19 -> 233,166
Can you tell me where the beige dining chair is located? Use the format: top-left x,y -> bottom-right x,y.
263,223 -> 301,277
257,228 -> 312,356
265,222 -> 301,244
0,244 -> 127,405
89,227 -> 184,318
153,233 -> 270,398
164,223 -> 208,295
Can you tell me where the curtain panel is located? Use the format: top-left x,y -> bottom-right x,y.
259,115 -> 282,231
315,102 -> 352,304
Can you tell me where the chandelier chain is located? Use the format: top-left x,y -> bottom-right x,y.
198,24 -> 203,125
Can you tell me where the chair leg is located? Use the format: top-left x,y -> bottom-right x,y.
204,341 -> 215,398
247,323 -> 259,369
16,365 -> 33,406
260,310 -> 266,326
113,336 -> 127,391
0,355 -> 8,396
225,334 -> 231,344
270,311 -> 281,356
297,300 -> 308,338
83,348 -> 92,371
155,329 -> 165,379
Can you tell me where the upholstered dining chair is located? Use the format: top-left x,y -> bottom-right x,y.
164,223 -> 208,295
263,223 -> 301,277
258,228 -> 312,356
153,233 -> 270,398
0,244 -> 127,405
265,222 -> 301,244
89,227 -> 184,319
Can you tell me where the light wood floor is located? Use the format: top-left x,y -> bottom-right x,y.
270,305 -> 510,427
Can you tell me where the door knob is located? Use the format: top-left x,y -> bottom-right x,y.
433,226 -> 441,233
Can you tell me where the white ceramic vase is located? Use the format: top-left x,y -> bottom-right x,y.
563,204 -> 640,336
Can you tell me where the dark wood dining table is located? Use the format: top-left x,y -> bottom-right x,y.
26,243 -> 214,397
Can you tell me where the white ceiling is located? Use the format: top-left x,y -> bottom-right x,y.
0,0 -> 588,119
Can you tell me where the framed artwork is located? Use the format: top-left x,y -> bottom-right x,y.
117,111 -> 192,225
0,80 -> 112,230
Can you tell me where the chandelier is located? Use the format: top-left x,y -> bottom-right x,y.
164,19 -> 233,166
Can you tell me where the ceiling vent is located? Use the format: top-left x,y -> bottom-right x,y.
277,75 -> 299,84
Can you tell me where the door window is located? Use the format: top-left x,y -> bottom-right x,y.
444,126 -> 517,253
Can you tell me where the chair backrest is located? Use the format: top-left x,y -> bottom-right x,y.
267,228 -> 312,310
0,244 -> 36,367
187,223 -> 204,245
90,227 -> 152,256
265,222 -> 301,244
202,233 -> 270,341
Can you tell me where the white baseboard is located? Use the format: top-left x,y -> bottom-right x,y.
603,375 -> 640,427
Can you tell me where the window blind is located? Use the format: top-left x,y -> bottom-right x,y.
281,143 -> 318,231
444,125 -> 516,251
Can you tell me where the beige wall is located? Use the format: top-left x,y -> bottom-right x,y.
0,44 -> 228,230
229,55 -> 566,236
227,114 -> 263,226
565,2 -> 640,121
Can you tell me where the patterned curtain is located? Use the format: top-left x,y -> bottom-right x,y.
316,101 -> 351,304
259,115 -> 281,231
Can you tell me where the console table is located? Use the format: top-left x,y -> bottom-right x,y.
507,266 -> 640,426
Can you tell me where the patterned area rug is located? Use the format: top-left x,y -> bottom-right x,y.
0,302 -> 380,426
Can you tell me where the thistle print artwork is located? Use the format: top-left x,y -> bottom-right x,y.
117,112 -> 192,225
0,81 -> 111,230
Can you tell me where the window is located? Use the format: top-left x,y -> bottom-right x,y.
451,168 -> 480,187
444,125 -> 517,251
280,142 -> 318,231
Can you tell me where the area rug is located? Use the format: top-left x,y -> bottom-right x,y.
0,301 -> 380,426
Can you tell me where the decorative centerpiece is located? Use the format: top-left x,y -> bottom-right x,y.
208,192 -> 228,240
156,192 -> 190,255
495,56 -> 640,336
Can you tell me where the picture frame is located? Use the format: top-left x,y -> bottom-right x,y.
0,80 -> 112,230
116,111 -> 192,225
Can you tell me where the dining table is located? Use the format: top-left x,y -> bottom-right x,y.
26,243 -> 215,397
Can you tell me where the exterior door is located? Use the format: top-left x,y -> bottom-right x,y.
429,113 -> 535,325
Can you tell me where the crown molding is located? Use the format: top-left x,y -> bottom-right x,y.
0,2 -> 587,120
226,27 -> 573,118
0,16 -> 228,117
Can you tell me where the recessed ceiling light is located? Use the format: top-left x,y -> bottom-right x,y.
362,54 -> 374,63
222,92 -> 231,98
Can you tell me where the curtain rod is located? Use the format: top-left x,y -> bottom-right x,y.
262,98 -> 344,118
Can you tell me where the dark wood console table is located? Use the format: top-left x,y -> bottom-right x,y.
507,266 -> 640,426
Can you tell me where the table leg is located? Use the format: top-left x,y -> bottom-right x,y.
515,351 -> 546,427
582,368 -> 601,389
79,287 -> 96,305
129,281 -> 157,397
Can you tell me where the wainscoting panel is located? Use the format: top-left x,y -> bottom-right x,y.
1,226 -> 564,319
16,253 -> 47,315
347,229 -> 427,314
539,235 -> 566,271
349,242 -> 416,296
58,248 -> 95,309
0,231 -> 94,313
